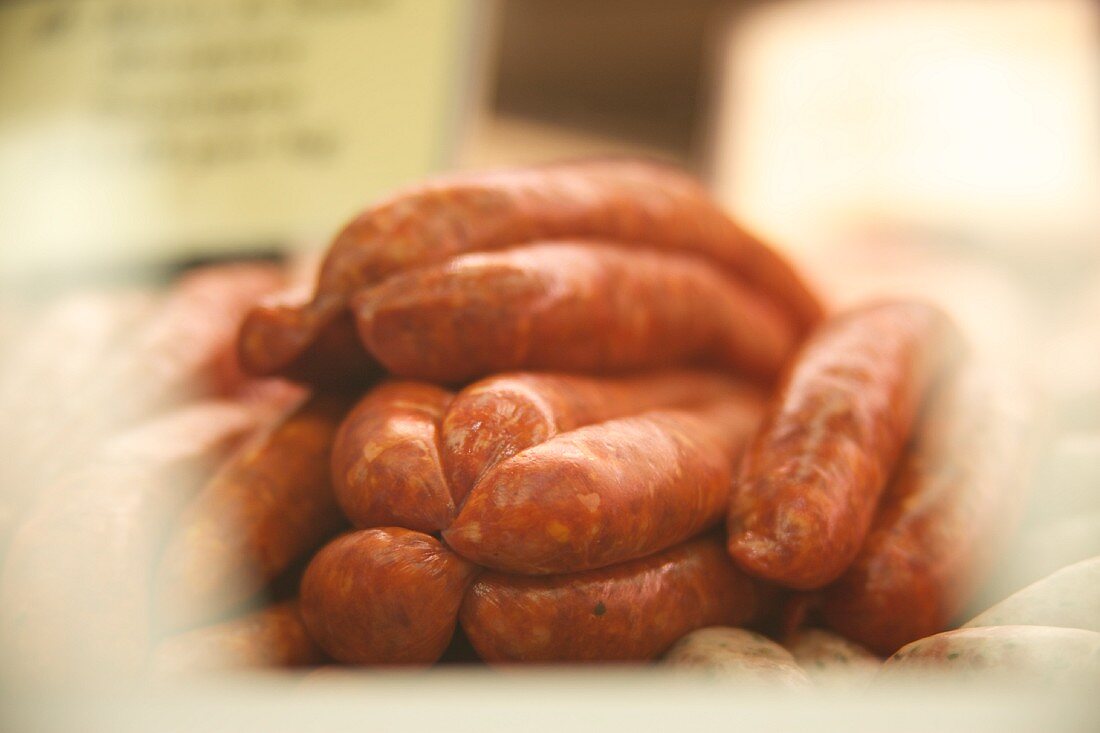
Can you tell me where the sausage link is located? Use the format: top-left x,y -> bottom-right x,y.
784,629 -> 880,687
663,627 -> 812,688
330,382 -> 456,533
299,528 -> 478,665
727,300 -> 962,590
0,399 -> 271,681
459,534 -> 771,663
151,600 -> 324,674
444,394 -> 764,574
882,626 -> 1100,682
2,266 -> 284,549
820,364 -> 1037,655
353,243 -> 797,383
443,369 -> 760,503
155,392 -> 350,632
238,159 -> 821,378
962,555 -> 1100,633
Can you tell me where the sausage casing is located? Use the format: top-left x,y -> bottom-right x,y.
353,243 -> 797,383
442,369 -> 758,503
728,300 -> 961,590
445,395 -> 764,574
330,381 -> 455,533
155,392 -> 350,632
820,363 -> 1036,654
238,159 -> 821,378
299,528 -> 478,665
459,534 -> 771,663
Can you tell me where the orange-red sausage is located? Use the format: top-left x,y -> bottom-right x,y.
444,394 -> 764,574
459,534 -> 772,663
728,300 -> 962,590
330,382 -> 456,533
332,371 -> 760,535
155,393 -> 350,632
299,528 -> 478,665
820,364 -> 1037,655
353,243 -> 797,383
442,370 -> 761,503
238,159 -> 822,378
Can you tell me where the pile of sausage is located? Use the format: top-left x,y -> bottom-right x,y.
3,159 -> 1095,684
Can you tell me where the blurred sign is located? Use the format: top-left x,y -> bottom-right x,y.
0,0 -> 482,281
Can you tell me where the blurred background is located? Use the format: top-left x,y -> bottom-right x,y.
1,0 -> 1098,730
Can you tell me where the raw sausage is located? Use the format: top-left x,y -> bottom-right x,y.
238,159 -> 822,378
728,300 -> 961,590
353,243 -> 797,382
963,555 -> 1100,633
0,399 -> 270,681
332,371 -> 759,535
882,626 -> 1100,682
299,528 -> 478,665
663,627 -> 811,688
155,392 -> 350,632
151,600 -> 324,674
820,364 -> 1036,654
443,369 -> 761,503
459,534 -> 772,663
445,394 -> 764,574
330,382 -> 455,533
784,629 -> 880,687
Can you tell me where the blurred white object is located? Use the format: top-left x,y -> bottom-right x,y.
712,0 -> 1100,257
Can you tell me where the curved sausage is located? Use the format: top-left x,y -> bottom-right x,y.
353,243 -> 797,383
444,394 -> 764,574
663,627 -> 812,688
155,392 -> 350,632
784,629 -> 880,687
727,300 -> 962,590
238,159 -> 822,378
442,369 -> 760,503
2,266 -> 284,549
459,534 -> 772,663
0,399 -> 269,681
882,626 -> 1100,682
820,364 -> 1036,654
963,555 -> 1100,633
299,528 -> 478,665
330,381 -> 455,533
151,600 -> 324,674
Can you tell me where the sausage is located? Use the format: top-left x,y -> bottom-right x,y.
115,263 -> 286,408
151,600 -> 324,674
238,159 -> 822,378
330,381 -> 455,533
0,289 -> 154,547
727,300 -> 962,590
0,399 -> 270,681
662,627 -> 812,688
963,555 -> 1100,633
882,626 -> 1100,682
332,371 -> 759,535
784,629 -> 880,687
299,528 -> 478,665
353,242 -> 797,383
155,392 -> 350,632
444,393 -> 764,574
442,369 -> 761,503
820,363 -> 1036,654
459,534 -> 772,663
2,264 -> 284,547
